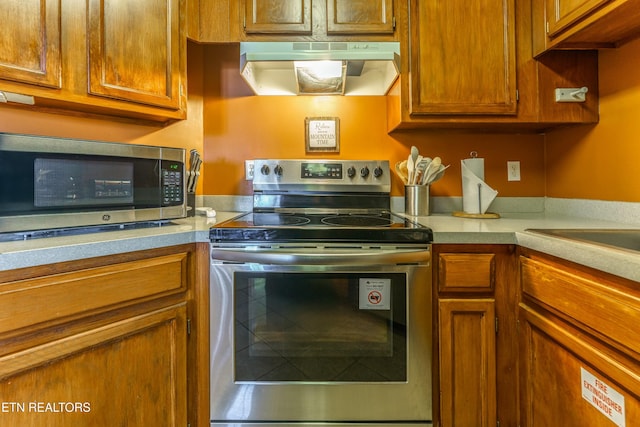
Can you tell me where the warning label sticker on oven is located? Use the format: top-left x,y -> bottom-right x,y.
359,278 -> 391,310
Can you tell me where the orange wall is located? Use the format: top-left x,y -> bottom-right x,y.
545,37 -> 640,202
202,43 -> 546,197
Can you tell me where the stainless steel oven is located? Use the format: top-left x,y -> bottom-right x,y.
209,159 -> 433,427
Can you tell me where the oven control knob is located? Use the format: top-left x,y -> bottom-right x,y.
360,166 -> 370,178
347,166 -> 356,178
260,164 -> 270,175
274,165 -> 283,176
373,166 -> 384,178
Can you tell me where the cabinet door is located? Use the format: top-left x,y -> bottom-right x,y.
0,305 -> 187,426
520,305 -> 640,427
439,299 -> 497,427
244,0 -> 311,34
326,0 -> 394,34
409,0 -> 517,115
87,0 -> 183,109
546,0 -> 610,37
0,0 -> 61,88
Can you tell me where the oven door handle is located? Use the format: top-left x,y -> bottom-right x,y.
210,247 -> 430,265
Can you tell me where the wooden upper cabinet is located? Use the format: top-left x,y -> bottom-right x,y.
87,0 -> 183,109
327,0 -> 394,34
244,0 -> 312,34
534,0 -> 640,54
409,0 -> 517,115
0,0 -> 61,88
546,0 -> 610,37
236,0 -> 396,40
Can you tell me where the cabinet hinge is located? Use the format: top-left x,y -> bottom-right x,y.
546,21 -> 550,34
495,317 -> 499,334
187,318 -> 192,336
392,16 -> 396,30
516,89 -> 519,102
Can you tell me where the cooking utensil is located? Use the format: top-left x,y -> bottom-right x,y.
408,146 -> 419,184
426,163 -> 450,184
413,157 -> 429,185
395,160 -> 409,184
421,156 -> 441,185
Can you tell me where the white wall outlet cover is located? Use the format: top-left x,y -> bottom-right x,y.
507,161 -> 521,181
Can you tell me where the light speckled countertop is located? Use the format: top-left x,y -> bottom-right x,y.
0,212 -> 239,272
408,212 -> 640,282
1,210 -> 639,283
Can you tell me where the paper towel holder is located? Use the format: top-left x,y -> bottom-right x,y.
452,151 -> 501,219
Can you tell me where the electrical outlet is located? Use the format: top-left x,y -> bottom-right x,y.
245,160 -> 254,180
507,161 -> 521,181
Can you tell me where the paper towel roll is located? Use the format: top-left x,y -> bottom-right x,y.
461,157 -> 498,214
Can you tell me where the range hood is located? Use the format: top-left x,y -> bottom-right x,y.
240,41 -> 400,96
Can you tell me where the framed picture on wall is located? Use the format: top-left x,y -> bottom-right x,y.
305,117 -> 340,153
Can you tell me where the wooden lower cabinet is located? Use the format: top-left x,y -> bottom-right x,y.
0,304 -> 186,426
433,244 -> 518,427
519,249 -> 640,427
0,243 -> 208,427
439,298 -> 497,427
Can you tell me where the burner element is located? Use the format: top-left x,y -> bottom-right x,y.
321,215 -> 393,227
253,213 -> 311,226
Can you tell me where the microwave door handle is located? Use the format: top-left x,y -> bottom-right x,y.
210,247 -> 430,265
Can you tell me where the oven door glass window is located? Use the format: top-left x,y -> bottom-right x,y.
233,272 -> 407,382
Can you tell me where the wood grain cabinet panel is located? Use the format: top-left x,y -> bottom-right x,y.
0,0 -> 61,88
409,0 -> 517,115
244,0 -> 311,34
533,0 -> 640,53
326,0 -> 394,34
0,252 -> 188,336
231,0 -> 397,40
388,0 -> 599,130
87,0 -> 183,109
519,249 -> 640,427
439,298 -> 497,427
438,253 -> 495,293
0,244 -> 205,426
433,244 -> 518,427
0,305 -> 187,426
546,0 -> 611,36
521,255 -> 640,360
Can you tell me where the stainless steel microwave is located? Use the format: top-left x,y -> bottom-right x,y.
0,133 -> 186,234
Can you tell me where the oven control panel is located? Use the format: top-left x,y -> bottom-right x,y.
301,162 -> 343,179
252,159 -> 391,191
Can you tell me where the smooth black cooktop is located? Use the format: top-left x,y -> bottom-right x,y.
209,211 -> 433,244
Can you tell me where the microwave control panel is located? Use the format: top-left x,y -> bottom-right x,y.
161,161 -> 184,206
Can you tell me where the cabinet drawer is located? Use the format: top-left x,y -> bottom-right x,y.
0,252 -> 188,335
438,253 -> 495,292
521,256 -> 640,357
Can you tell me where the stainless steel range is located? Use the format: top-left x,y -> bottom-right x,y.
209,159 -> 433,427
